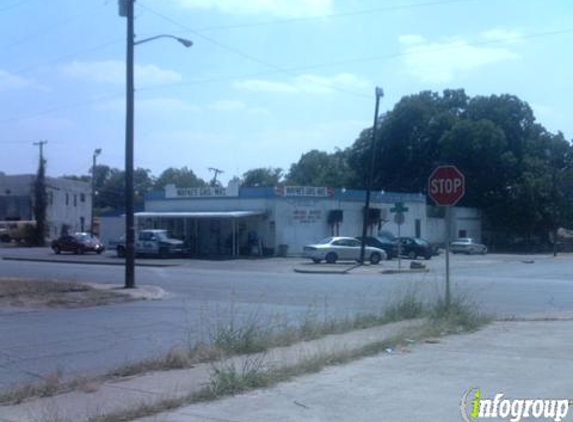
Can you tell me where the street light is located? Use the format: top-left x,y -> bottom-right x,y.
119,0 -> 192,289
359,87 -> 384,264
91,148 -> 102,234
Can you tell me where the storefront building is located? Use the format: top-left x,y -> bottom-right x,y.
99,180 -> 481,257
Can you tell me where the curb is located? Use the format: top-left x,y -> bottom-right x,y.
380,269 -> 430,274
294,267 -> 349,274
1,256 -> 177,268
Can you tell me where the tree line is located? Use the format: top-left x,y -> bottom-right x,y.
64,89 -> 572,247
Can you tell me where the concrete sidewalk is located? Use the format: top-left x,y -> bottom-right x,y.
133,319 -> 573,422
0,320 -> 421,422
2,318 -> 572,422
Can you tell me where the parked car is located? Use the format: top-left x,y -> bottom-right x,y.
116,229 -> 184,258
303,236 -> 387,264
356,236 -> 398,260
396,237 -> 438,260
450,238 -> 488,254
51,233 -> 105,254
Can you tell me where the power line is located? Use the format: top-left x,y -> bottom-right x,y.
0,92 -> 123,125
136,26 -> 573,93
137,2 -> 371,100
0,0 -> 36,13
9,38 -> 123,76
1,2 -> 107,50
185,0 -> 485,32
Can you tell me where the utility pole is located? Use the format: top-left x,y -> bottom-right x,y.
33,140 -> 48,163
122,0 -> 136,289
91,148 -> 102,234
359,87 -> 383,264
209,167 -> 224,186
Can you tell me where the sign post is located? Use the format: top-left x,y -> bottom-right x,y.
390,202 -> 408,271
428,166 -> 465,308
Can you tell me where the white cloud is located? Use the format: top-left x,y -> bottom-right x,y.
398,33 -> 521,83
481,28 -> 522,44
167,0 -> 332,17
0,70 -> 34,92
60,61 -> 182,86
234,73 -> 369,95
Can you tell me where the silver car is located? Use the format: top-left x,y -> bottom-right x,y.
450,238 -> 488,255
303,236 -> 387,264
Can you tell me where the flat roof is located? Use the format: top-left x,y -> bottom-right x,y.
135,211 -> 265,219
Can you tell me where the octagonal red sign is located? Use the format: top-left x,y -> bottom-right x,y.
428,165 -> 465,206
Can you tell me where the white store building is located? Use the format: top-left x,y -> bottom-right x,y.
100,180 -> 482,257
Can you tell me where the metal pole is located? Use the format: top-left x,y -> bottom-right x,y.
445,206 -> 451,308
124,0 -> 135,288
359,87 -> 383,264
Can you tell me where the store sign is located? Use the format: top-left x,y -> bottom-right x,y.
165,184 -> 238,198
292,209 -> 322,223
275,186 -> 334,197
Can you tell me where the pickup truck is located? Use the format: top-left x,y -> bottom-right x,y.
116,229 -> 185,258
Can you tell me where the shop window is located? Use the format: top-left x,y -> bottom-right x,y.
80,193 -> 85,203
74,195 -> 77,207
65,193 -> 69,206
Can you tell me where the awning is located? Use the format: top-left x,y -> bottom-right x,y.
134,211 -> 265,219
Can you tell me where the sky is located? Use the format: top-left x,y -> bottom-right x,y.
1,0 -> 572,185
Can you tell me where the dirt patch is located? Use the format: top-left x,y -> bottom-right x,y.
0,278 -> 135,308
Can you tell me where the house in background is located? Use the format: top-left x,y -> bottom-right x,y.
0,172 -> 91,240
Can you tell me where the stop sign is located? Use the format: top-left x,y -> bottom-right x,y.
428,165 -> 465,206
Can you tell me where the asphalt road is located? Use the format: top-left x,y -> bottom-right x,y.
0,248 -> 572,390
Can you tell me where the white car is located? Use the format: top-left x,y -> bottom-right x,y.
303,236 -> 387,264
450,238 -> 488,255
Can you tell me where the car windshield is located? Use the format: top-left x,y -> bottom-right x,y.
414,238 -> 429,246
316,237 -> 334,245
74,233 -> 91,241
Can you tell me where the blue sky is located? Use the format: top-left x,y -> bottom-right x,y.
1,0 -> 572,184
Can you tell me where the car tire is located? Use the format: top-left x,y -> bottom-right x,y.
407,251 -> 416,260
424,254 -> 432,260
53,246 -> 61,255
96,249 -> 103,254
117,246 -> 126,258
0,234 -> 10,243
325,252 -> 338,264
481,247 -> 487,255
370,252 -> 381,265
312,258 -> 321,264
159,248 -> 169,259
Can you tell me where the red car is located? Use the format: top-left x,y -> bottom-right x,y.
51,233 -> 105,254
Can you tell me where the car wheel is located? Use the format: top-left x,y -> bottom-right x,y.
79,247 -> 85,255
407,251 -> 416,260
159,248 -> 169,259
311,258 -> 321,264
117,246 -> 126,258
424,254 -> 432,260
0,234 -> 10,243
370,252 -> 381,265
53,246 -> 61,255
325,252 -> 338,264
96,249 -> 103,254
481,247 -> 488,255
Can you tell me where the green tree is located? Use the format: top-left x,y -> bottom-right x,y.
286,149 -> 354,187
241,167 -> 283,187
33,156 -> 47,246
154,167 -> 207,190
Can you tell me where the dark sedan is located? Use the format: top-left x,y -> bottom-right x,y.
396,237 -> 439,260
356,236 -> 398,260
51,233 -> 105,254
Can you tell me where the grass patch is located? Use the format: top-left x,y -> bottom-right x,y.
2,292 -> 488,410
0,278 -> 133,308
84,296 -> 490,422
